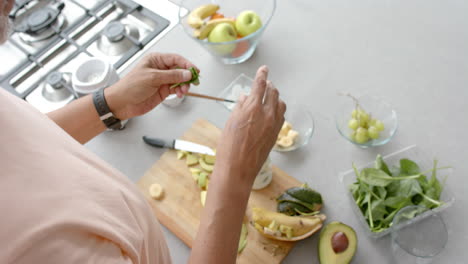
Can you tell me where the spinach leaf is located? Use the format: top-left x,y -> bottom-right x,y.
384,196 -> 410,209
370,199 -> 387,221
400,158 -> 421,175
390,165 -> 401,177
359,168 -> 421,187
359,168 -> 394,187
375,186 -> 387,199
396,179 -> 422,197
375,154 -> 391,175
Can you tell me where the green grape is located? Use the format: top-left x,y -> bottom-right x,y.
355,127 -> 369,143
355,133 -> 369,144
351,109 -> 358,118
369,119 -> 377,126
349,131 -> 357,142
348,119 -> 359,130
368,126 -> 380,139
357,110 -> 370,123
375,120 -> 385,131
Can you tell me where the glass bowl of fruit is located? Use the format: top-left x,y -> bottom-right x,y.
178,0 -> 276,64
335,94 -> 398,148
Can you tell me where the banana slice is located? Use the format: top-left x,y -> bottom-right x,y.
149,183 -> 164,200
188,4 -> 220,29
277,137 -> 294,148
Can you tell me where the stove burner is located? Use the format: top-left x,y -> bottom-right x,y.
97,22 -> 140,56
103,22 -> 126,42
41,71 -> 73,102
17,3 -> 67,44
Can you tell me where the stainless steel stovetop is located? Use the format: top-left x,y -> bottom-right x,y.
0,0 -> 181,113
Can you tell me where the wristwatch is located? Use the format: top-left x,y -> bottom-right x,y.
92,88 -> 123,130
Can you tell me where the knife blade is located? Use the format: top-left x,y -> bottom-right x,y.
142,136 -> 215,156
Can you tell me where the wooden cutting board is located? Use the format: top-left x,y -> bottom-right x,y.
137,119 -> 302,263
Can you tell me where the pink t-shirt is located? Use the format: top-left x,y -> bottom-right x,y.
0,89 -> 172,264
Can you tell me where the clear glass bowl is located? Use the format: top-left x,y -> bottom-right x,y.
339,145 -> 455,239
335,95 -> 398,148
179,0 -> 276,64
391,205 -> 448,263
217,74 -> 314,152
272,103 -> 314,152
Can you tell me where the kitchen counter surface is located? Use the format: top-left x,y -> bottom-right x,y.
86,0 -> 468,263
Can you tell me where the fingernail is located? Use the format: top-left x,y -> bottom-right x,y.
182,70 -> 192,81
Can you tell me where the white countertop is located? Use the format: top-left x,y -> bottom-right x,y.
86,0 -> 468,263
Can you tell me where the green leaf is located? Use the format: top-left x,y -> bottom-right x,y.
375,186 -> 387,199
390,165 -> 401,177
170,67 -> 200,89
384,196 -> 410,209
396,179 -> 422,197
370,199 -> 387,221
359,168 -> 394,187
359,168 -> 421,187
400,158 -> 421,175
375,154 -> 391,175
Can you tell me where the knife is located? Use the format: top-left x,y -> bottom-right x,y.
142,136 -> 215,156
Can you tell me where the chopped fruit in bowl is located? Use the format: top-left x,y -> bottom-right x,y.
273,103 -> 314,152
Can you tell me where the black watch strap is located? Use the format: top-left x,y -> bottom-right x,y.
92,89 -> 122,130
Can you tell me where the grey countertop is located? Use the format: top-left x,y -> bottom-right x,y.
86,1 -> 468,263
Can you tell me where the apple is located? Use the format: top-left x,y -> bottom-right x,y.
208,23 -> 237,55
235,10 -> 262,37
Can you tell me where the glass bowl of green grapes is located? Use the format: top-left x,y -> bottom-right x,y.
335,94 -> 398,148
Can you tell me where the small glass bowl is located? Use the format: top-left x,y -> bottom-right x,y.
339,145 -> 455,239
335,95 -> 398,148
272,103 -> 314,152
179,0 -> 276,64
217,74 -> 314,152
391,205 -> 448,263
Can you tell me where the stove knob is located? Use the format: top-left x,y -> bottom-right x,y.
46,72 -> 65,90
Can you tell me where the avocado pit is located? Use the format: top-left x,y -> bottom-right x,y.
331,231 -> 349,253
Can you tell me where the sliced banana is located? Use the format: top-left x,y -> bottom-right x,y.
276,121 -> 299,148
149,183 -> 164,200
187,4 -> 219,29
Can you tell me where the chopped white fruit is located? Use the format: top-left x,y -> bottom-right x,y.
149,183 -> 164,200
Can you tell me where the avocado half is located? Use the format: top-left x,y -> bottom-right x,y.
318,221 -> 357,264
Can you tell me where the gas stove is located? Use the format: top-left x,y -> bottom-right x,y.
0,0 -> 182,113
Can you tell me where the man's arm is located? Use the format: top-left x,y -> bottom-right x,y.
47,94 -> 106,144
189,66 -> 286,263
46,53 -> 197,144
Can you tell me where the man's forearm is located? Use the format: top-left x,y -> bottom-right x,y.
189,166 -> 253,264
47,94 -> 106,144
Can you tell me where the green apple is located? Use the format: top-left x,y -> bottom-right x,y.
208,23 -> 237,55
235,10 -> 262,37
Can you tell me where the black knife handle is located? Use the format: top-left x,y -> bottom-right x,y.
142,136 -> 175,149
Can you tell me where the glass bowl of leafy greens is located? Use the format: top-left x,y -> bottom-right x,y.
340,145 -> 455,239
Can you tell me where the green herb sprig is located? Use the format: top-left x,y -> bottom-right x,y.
170,67 -> 200,89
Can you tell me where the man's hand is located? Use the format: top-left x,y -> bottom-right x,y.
215,65 -> 286,188
105,53 -> 199,120
189,66 -> 286,264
